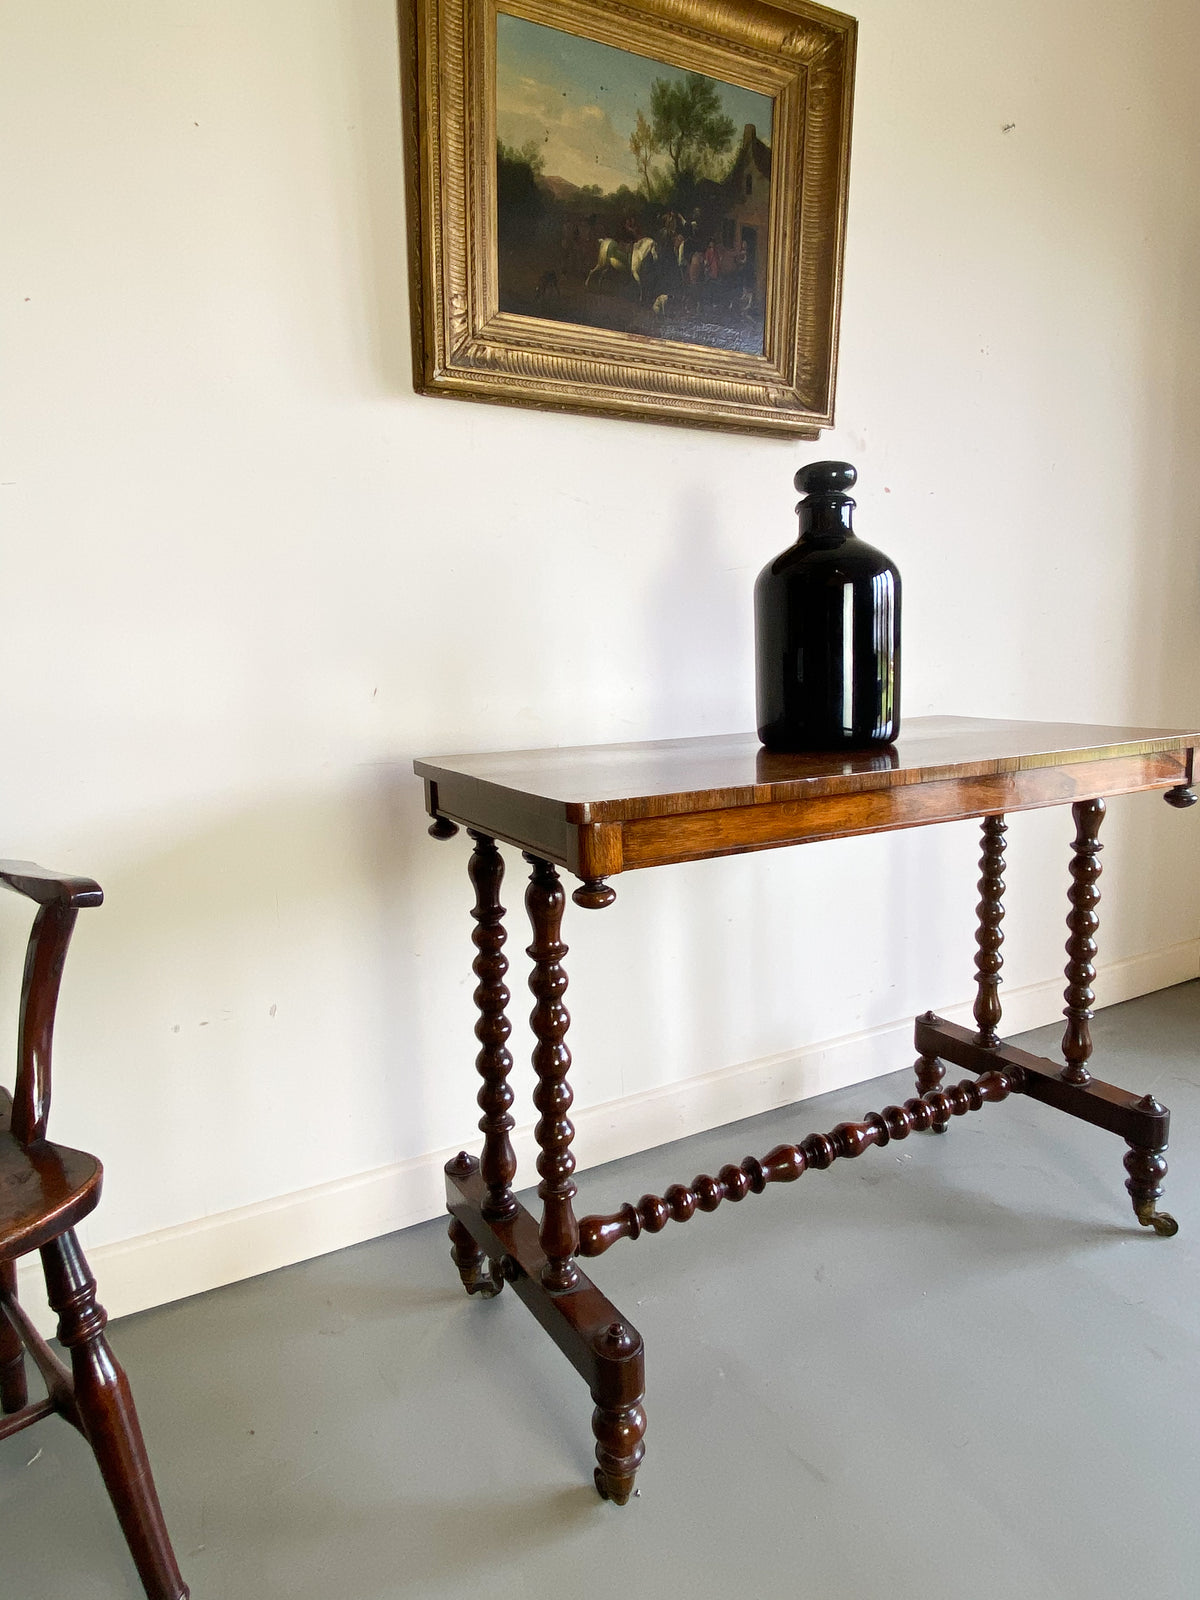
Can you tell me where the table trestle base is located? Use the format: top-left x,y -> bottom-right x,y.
915,1013 -> 1178,1236
444,1153 -> 646,1504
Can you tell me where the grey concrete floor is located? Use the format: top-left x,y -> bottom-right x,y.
2,981 -> 1198,1600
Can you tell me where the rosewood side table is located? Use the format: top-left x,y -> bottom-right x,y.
415,716 -> 1198,1504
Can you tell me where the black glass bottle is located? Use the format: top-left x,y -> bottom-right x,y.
755,460 -> 901,750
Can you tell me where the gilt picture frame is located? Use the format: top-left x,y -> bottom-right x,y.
404,0 -> 857,437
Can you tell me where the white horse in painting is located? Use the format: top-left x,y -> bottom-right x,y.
585,236 -> 660,301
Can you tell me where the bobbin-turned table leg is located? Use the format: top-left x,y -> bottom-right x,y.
523,855 -> 581,1294
916,813 -> 1009,1130
437,844 -> 646,1501
911,801 -> 1181,1237
1062,798 -> 1104,1087
469,833 -> 518,1224
446,833 -> 517,1296
973,814 -> 1007,1048
1057,799 -> 1176,1232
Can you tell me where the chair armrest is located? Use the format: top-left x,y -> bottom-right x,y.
0,861 -> 103,909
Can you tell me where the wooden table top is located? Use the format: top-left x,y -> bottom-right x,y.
416,717 -> 1197,879
416,717 -> 1197,823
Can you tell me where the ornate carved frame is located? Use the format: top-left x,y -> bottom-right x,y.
403,0 -> 857,437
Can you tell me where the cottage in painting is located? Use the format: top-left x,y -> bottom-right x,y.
722,123 -> 771,307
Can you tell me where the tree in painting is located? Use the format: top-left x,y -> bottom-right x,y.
643,73 -> 736,186
629,110 -> 659,197
496,139 -> 545,239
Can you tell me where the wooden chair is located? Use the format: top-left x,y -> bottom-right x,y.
0,862 -> 187,1600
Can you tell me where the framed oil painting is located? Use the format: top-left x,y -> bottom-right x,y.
405,0 -> 857,437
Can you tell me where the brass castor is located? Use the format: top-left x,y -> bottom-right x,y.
1134,1202 -> 1179,1238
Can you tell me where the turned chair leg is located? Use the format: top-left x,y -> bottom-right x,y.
41,1230 -> 188,1600
0,1259 -> 28,1413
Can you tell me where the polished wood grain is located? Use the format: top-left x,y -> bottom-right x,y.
418,718 -> 1198,821
615,756 -> 1182,870
0,862 -> 188,1600
416,717 -> 1198,878
0,1117 -> 101,1259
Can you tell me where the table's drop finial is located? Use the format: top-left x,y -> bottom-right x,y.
572,878 -> 616,909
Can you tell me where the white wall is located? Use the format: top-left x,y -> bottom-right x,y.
2,0 -> 1197,1320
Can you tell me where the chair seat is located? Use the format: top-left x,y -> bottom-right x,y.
0,1130 -> 102,1262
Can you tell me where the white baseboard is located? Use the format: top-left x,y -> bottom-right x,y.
18,941 -> 1197,1334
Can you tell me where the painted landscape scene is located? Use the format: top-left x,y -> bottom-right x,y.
495,14 -> 775,355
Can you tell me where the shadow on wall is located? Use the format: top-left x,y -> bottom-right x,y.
648,484 -> 754,737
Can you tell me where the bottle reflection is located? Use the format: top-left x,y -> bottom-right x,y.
755,744 -> 900,782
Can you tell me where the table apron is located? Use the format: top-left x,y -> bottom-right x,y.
616,754 -> 1185,871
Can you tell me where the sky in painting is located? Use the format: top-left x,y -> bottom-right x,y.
496,13 -> 774,194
